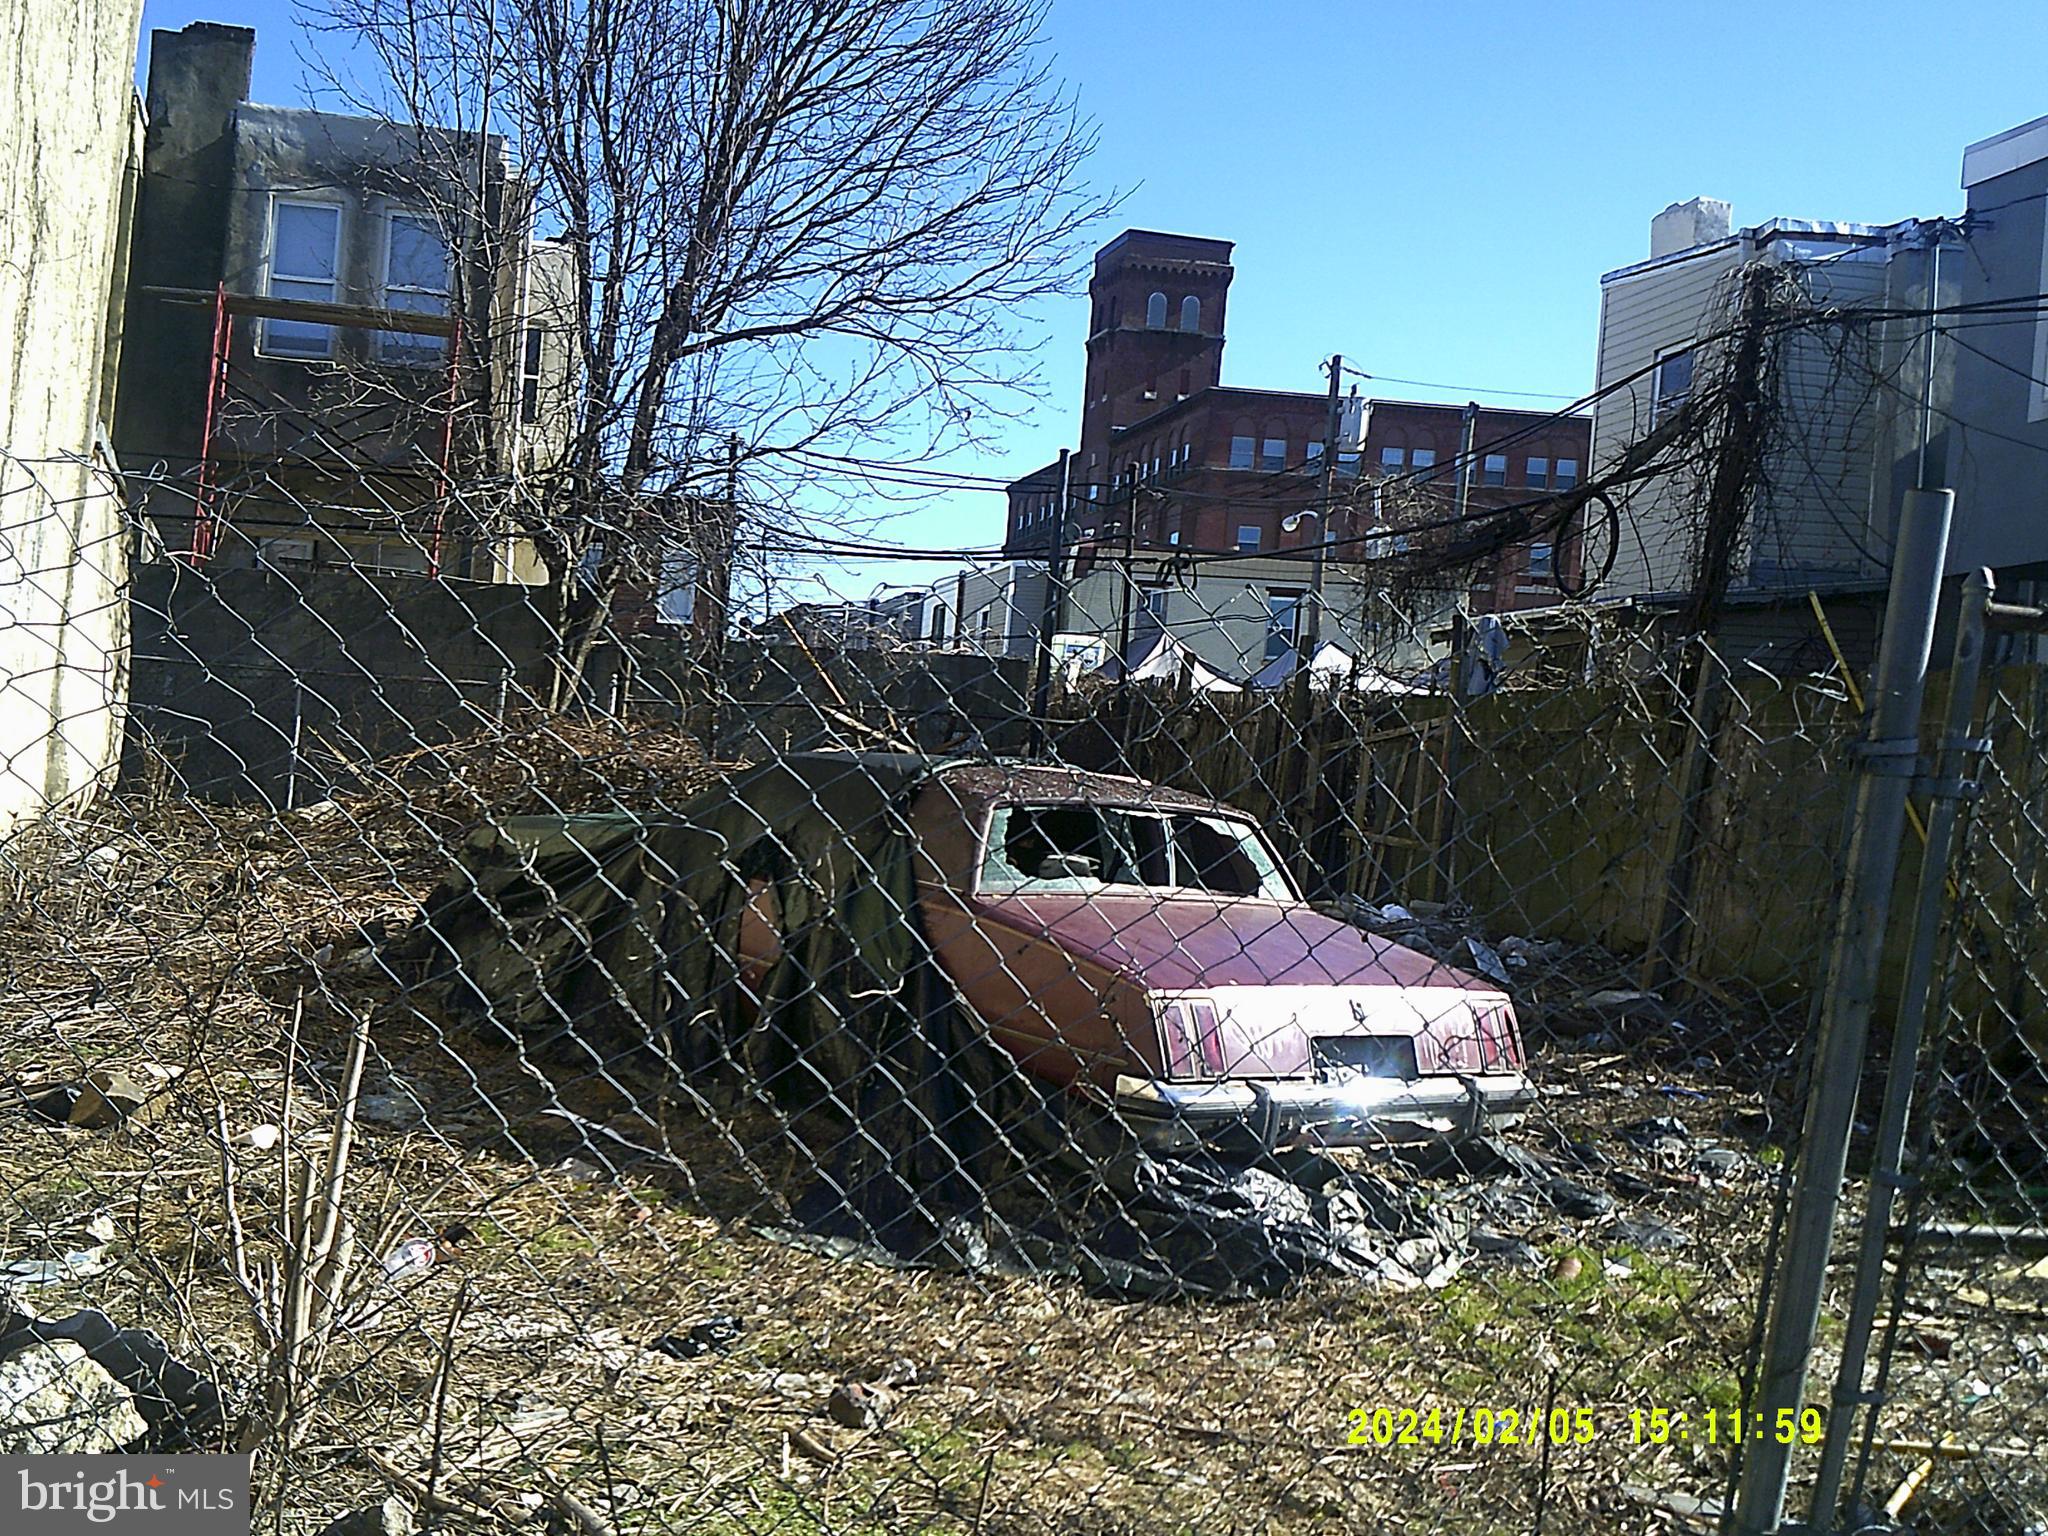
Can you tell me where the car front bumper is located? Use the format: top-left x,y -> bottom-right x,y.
1112,1070 -> 1537,1152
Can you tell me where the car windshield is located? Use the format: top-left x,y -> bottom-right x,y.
979,803 -> 1295,900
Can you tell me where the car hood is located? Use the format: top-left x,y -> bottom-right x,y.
967,890 -> 1466,992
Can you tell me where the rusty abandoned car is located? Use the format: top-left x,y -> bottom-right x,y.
435,752 -> 1534,1158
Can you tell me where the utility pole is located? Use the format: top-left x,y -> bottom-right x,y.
1115,462 -> 1139,677
1028,449 -> 1072,757
1112,462 -> 1142,765
1454,400 -> 1479,526
1293,355 -> 1343,707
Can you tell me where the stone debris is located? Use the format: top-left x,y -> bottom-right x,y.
0,1306 -> 225,1449
67,1063 -> 184,1129
827,1380 -> 895,1429
0,1339 -> 148,1452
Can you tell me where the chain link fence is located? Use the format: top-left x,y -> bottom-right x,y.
0,458 -> 2041,1535
1809,622 -> 2048,1535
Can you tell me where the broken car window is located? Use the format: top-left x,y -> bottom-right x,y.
979,805 -> 1293,900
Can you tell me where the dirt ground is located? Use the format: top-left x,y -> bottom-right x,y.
1,723 -> 2040,1535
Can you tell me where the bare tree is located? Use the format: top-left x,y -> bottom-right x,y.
305,0 -> 1112,695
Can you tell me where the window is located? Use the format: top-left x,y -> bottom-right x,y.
519,326 -> 544,424
1411,448 -> 1437,470
1380,446 -> 1406,471
1180,295 -> 1200,331
262,199 -> 342,358
1266,591 -> 1302,662
1483,454 -> 1508,487
1167,528 -> 1180,546
978,805 -> 1292,900
1144,587 -> 1169,618
1556,457 -> 1579,490
1229,435 -> 1256,469
1305,441 -> 1323,462
1236,524 -> 1262,552
378,210 -> 452,363
1337,451 -> 1361,479
1528,541 -> 1555,579
1652,348 -> 1694,424
1146,291 -> 1168,328
1260,437 -> 1286,471
1526,456 -> 1549,489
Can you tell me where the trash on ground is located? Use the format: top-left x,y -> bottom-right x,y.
1,1247 -> 111,1286
651,1315 -> 745,1359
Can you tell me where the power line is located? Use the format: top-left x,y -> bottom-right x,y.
1337,364 -> 1584,402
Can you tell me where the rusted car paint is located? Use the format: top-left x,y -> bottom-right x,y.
888,763 -> 1537,1151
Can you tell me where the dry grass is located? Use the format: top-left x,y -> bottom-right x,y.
0,719 -> 2038,1535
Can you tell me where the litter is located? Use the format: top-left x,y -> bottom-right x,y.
1465,937 -> 1512,986
0,1247 -> 111,1286
651,1316 -> 745,1359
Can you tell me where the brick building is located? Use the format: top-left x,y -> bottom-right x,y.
1003,230 -> 1593,628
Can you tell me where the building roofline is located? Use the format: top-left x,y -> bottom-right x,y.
1963,113 -> 2048,188
1096,228 -> 1234,263
1107,384 -> 1587,442
1598,216 -> 1930,287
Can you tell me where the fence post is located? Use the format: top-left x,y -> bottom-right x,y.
1807,566 -> 1992,1525
1732,486 -> 1955,1535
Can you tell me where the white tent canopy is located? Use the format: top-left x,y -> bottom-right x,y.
1248,640 -> 1430,695
1095,633 -> 1243,693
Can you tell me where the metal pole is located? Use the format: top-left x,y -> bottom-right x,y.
1115,464 -> 1138,673
1732,485 -> 1956,1535
1916,238 -> 1943,491
1454,400 -> 1479,527
1809,566 -> 1990,1526
1028,449 -> 1072,757
1298,356 -> 1342,695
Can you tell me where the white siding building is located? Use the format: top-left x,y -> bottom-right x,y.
1592,199 -> 1954,603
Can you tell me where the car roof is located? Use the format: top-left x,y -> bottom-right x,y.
770,752 -> 1244,819
931,760 -> 1241,818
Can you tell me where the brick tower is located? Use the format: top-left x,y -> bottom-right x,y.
1077,231 -> 1234,491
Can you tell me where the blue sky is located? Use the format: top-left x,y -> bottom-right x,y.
138,0 -> 2048,602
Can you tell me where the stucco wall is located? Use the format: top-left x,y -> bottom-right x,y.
1063,556 -> 1448,680
0,0 -> 147,830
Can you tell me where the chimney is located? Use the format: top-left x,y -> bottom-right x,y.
144,22 -> 255,137
1649,197 -> 1732,260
